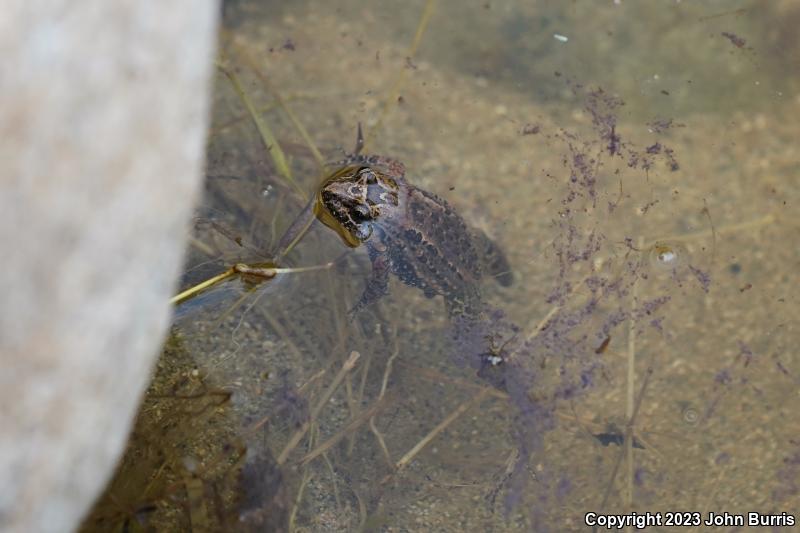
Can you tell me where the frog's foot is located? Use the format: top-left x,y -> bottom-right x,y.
347,253 -> 391,319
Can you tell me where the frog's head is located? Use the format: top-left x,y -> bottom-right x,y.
318,165 -> 399,244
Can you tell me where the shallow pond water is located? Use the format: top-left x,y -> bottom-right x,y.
84,1 -> 799,531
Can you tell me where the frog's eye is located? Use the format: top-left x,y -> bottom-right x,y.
355,223 -> 373,241
348,185 -> 362,197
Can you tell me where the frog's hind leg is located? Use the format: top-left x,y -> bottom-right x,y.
349,253 -> 390,317
472,229 -> 514,287
444,285 -> 487,321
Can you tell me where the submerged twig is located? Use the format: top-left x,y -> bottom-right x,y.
299,396 -> 389,466
275,205 -> 317,260
394,388 -> 490,472
523,266 -> 601,344
625,237 -> 642,524
369,338 -> 401,466
289,433 -> 314,532
594,344 -> 657,531
641,212 -> 774,250
321,453 -> 342,510
277,351 -> 361,464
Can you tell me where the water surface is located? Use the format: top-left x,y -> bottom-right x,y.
83,2 -> 799,531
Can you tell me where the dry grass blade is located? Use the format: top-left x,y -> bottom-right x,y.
216,62 -> 306,200
230,38 -> 328,175
211,93 -> 311,136
170,262 -> 332,308
170,266 -> 237,305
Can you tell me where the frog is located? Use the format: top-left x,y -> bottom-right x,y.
317,153 -> 513,320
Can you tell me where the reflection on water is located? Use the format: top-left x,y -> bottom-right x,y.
83,1 -> 799,531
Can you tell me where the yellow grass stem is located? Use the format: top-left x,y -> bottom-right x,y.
170,267 -> 236,305
230,39 -> 328,174
217,62 -> 306,200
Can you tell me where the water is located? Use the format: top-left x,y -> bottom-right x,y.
83,1 -> 800,531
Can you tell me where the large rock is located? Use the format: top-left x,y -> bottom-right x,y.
0,1 -> 218,531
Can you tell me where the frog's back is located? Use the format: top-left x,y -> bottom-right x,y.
373,185 -> 493,314
407,186 -> 512,284
408,186 -> 483,278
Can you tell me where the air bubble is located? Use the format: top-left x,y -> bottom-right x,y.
682,406 -> 699,425
647,241 -> 688,273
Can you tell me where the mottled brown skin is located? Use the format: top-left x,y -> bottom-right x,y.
319,155 -> 512,319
